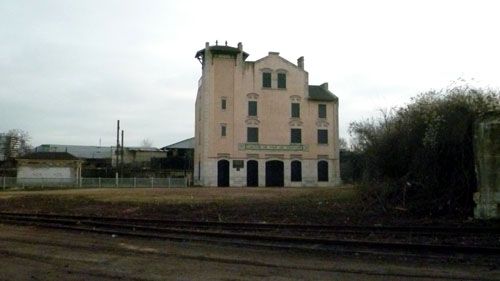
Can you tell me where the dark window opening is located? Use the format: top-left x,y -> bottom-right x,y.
318,104 -> 327,118
221,98 -> 227,110
278,73 -> 286,89
291,128 -> 301,144
247,160 -> 258,187
262,72 -> 271,88
291,161 -> 302,182
218,160 -> 230,187
221,124 -> 226,137
291,103 -> 300,118
248,101 -> 257,116
318,160 -> 329,182
247,127 -> 259,143
318,129 -> 328,144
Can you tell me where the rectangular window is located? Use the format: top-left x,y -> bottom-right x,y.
291,103 -> 300,118
318,104 -> 327,118
262,72 -> 271,88
221,124 -> 226,137
291,128 -> 301,144
221,98 -> 227,110
291,161 -> 302,182
247,127 -> 259,142
318,129 -> 328,144
248,101 -> 257,116
278,73 -> 286,89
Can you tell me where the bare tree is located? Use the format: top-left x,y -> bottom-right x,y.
140,138 -> 153,148
2,129 -> 32,157
339,137 -> 349,151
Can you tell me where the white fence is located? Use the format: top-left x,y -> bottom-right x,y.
0,177 -> 188,190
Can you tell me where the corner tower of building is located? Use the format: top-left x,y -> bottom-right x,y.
194,42 -> 340,187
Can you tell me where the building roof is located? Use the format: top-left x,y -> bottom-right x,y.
308,85 -> 338,102
19,152 -> 79,160
195,45 -> 249,60
162,137 -> 195,150
34,144 -> 113,159
126,147 -> 163,152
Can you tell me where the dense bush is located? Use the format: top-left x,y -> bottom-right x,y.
339,149 -> 364,183
349,86 -> 499,217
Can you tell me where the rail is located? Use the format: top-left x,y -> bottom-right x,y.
0,212 -> 498,257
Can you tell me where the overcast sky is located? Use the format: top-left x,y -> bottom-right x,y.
1,0 -> 499,148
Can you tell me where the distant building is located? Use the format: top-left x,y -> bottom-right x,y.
194,42 -> 340,187
159,138 -> 194,178
113,147 -> 167,168
162,137 -> 194,157
17,152 -> 83,186
35,144 -> 113,159
34,144 -> 166,168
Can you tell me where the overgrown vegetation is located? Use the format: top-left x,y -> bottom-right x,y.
347,85 -> 499,218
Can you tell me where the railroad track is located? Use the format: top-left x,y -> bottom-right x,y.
0,212 -> 499,258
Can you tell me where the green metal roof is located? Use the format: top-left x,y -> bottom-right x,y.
308,85 -> 338,102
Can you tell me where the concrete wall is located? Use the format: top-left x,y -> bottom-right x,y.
16,159 -> 82,185
18,166 -> 73,179
474,112 -> 500,219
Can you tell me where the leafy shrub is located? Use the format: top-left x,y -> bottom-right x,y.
349,85 -> 499,217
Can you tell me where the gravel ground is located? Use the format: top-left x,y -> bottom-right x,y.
0,224 -> 498,281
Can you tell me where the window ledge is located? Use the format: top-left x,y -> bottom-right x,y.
261,87 -> 287,91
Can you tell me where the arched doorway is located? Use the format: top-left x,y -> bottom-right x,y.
318,160 -> 329,182
247,160 -> 258,187
217,160 -> 230,187
266,160 -> 284,187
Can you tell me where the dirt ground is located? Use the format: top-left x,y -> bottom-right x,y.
0,186 -> 481,226
0,223 -> 497,281
0,187 -> 368,224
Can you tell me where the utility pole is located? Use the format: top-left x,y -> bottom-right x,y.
121,130 -> 124,177
116,120 -> 120,178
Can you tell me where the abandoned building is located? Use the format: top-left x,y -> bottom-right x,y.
194,42 -> 340,187
16,152 -> 83,186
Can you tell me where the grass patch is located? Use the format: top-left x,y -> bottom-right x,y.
0,186 -> 368,224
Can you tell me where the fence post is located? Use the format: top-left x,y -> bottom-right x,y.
98,177 -> 101,188
168,177 -> 171,188
150,177 -> 154,188
115,173 -> 119,188
134,177 -> 136,188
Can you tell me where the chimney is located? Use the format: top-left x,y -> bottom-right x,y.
320,82 -> 329,90
237,42 -> 243,50
205,42 -> 209,48
297,56 -> 304,69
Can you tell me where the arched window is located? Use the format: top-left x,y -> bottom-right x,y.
318,160 -> 329,182
291,161 -> 302,182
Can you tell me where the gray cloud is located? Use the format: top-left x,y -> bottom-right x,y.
1,0 -> 499,148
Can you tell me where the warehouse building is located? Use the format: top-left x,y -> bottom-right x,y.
194,42 -> 340,187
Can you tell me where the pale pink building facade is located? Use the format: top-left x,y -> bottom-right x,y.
194,42 -> 340,187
